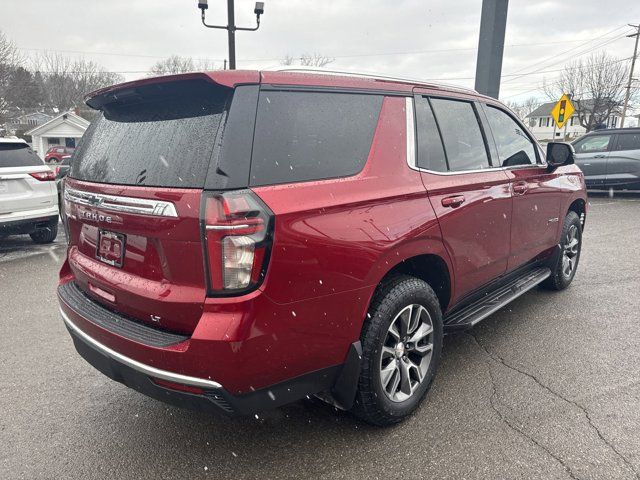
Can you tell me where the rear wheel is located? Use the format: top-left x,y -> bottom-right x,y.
543,211 -> 582,290
353,276 -> 443,426
30,222 -> 58,244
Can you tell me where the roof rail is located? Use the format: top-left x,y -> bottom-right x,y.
271,67 -> 478,94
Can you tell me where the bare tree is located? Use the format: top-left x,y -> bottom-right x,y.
0,30 -> 24,119
543,52 -> 636,132
34,52 -> 123,111
148,55 -> 216,76
280,54 -> 295,66
506,97 -> 541,122
280,53 -> 335,68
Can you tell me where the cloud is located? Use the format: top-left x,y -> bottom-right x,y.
1,0 -> 638,101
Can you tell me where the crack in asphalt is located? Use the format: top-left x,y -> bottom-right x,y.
482,352 -> 580,480
466,331 -> 640,480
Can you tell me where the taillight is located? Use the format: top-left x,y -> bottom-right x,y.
54,166 -> 61,177
202,190 -> 273,295
30,171 -> 56,181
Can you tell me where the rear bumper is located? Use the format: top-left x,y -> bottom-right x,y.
63,309 -> 346,416
0,213 -> 58,235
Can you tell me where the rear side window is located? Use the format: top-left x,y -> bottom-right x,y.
614,133 -> 640,151
0,143 -> 43,168
430,98 -> 490,171
250,91 -> 383,186
484,105 -> 536,167
71,80 -> 229,188
415,97 -> 448,172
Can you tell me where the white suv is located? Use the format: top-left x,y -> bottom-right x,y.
0,138 -> 59,243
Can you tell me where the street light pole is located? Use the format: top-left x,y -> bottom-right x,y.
198,0 -> 264,70
620,23 -> 639,129
227,0 -> 236,70
474,0 -> 509,99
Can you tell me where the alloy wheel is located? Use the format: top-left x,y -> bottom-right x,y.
562,224 -> 580,278
379,304 -> 434,402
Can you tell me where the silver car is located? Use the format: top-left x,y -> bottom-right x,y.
573,128 -> 640,190
0,138 -> 59,243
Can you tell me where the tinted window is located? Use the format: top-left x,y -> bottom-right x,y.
614,133 -> 640,151
250,91 -> 383,186
484,106 -> 536,167
430,99 -> 490,171
0,143 -> 43,168
415,97 -> 447,172
573,135 -> 611,153
71,81 -> 229,188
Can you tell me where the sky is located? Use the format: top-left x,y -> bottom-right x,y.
1,0 -> 639,103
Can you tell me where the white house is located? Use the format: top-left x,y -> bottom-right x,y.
4,112 -> 53,135
526,101 -> 621,141
25,111 -> 90,158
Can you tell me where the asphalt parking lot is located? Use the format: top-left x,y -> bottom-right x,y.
1,194 -> 639,480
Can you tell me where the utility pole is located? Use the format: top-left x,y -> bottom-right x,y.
474,0 -> 509,99
620,23 -> 639,128
198,0 -> 265,70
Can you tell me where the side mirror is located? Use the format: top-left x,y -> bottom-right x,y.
546,142 -> 575,170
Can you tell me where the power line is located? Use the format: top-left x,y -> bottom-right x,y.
501,29 -> 634,85
502,25 -> 628,78
15,25 -> 632,64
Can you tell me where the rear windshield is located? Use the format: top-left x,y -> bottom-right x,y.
250,91 -> 383,186
0,143 -> 43,168
70,80 -> 229,188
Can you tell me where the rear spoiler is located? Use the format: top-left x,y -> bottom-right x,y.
85,71 -> 260,110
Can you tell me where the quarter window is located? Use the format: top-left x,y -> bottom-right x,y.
430,98 -> 490,172
250,91 -> 383,186
484,106 -> 536,167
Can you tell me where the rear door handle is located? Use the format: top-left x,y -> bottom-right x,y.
512,182 -> 528,195
441,195 -> 465,208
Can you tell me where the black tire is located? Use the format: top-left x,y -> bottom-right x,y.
30,222 -> 58,244
542,211 -> 582,291
352,275 -> 443,426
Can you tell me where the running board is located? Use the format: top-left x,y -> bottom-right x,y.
443,267 -> 551,331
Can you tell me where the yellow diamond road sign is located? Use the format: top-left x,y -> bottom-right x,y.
550,94 -> 575,129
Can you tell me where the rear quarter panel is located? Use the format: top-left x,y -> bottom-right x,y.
252,96 -> 449,355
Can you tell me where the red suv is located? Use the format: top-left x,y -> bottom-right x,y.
44,146 -> 75,163
58,71 -> 586,425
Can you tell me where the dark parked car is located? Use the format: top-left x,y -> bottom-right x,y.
573,128 -> 640,189
44,146 -> 75,163
57,70 -> 586,426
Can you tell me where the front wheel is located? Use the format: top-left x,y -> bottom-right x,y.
542,211 -> 582,291
352,276 -> 443,426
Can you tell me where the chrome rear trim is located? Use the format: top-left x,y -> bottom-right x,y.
205,224 -> 250,231
61,308 -> 222,390
64,187 -> 178,217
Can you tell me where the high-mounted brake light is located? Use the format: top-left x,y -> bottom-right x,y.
30,171 -> 56,181
202,190 -> 273,294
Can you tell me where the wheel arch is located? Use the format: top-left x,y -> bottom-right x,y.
567,198 -> 587,230
373,254 -> 452,313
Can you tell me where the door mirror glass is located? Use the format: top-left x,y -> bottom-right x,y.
546,142 -> 575,168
